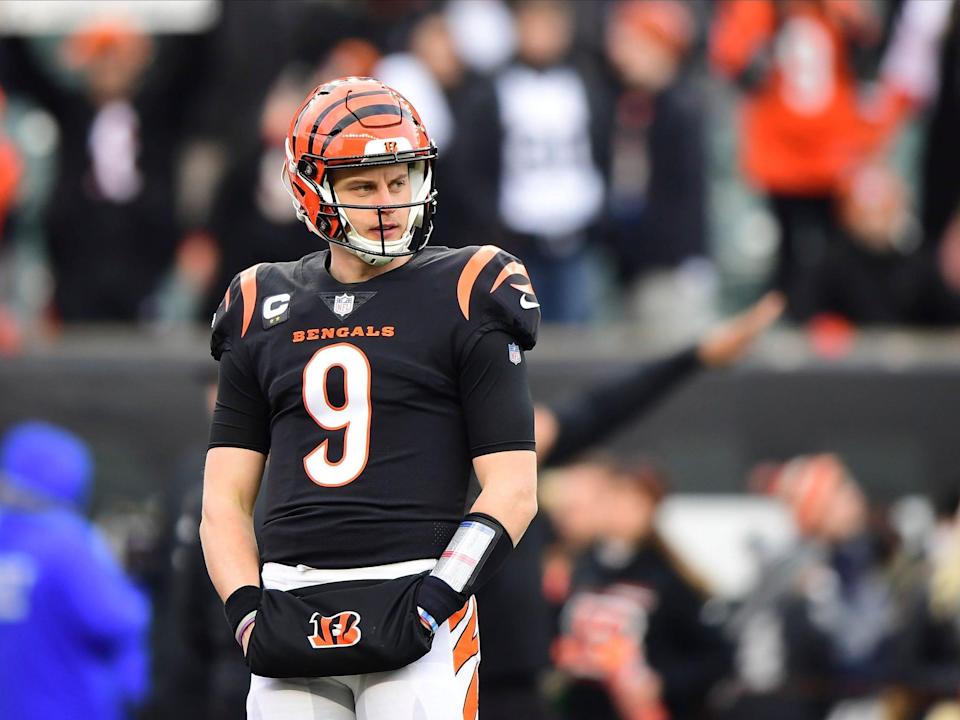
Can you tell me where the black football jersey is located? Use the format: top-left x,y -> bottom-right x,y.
208,245 -> 540,569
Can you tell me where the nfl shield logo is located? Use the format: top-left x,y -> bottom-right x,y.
333,294 -> 355,318
508,342 -> 521,365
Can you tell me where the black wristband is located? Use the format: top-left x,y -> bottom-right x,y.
224,585 -> 261,638
463,512 -> 512,590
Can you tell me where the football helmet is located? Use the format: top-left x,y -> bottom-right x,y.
283,76 -> 437,266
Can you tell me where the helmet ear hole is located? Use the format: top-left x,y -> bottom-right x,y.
298,158 -> 318,179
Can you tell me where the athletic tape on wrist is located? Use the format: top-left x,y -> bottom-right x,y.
430,512 -> 506,594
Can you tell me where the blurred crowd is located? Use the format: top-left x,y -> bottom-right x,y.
2,1 -> 960,719
0,0 -> 959,346
538,453 -> 960,720
3,419 -> 960,720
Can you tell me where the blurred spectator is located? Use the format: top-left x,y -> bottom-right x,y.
374,8 -> 503,248
906,0 -> 960,325
201,66 -> 317,316
0,421 -> 150,719
784,0 -> 960,326
445,0 -> 517,75
725,454 -> 900,720
166,484 -> 248,719
159,378 -> 247,719
816,162 -> 927,323
911,0 -> 960,253
478,293 -> 782,719
827,0 -> 960,326
814,161 -> 960,325
887,489 -> 960,720
186,1 -> 364,162
488,0 -> 611,323
0,22 -> 202,323
199,40 -> 381,318
0,86 -> 22,242
0,85 -> 24,353
376,14 -> 456,151
604,0 -> 716,340
933,210 -> 960,320
710,0 -> 891,322
551,459 -> 733,720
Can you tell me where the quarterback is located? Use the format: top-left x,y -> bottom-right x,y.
199,77 -> 539,719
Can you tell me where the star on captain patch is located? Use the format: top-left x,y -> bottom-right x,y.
508,342 -> 522,365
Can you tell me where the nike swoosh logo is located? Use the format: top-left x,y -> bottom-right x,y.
520,295 -> 540,310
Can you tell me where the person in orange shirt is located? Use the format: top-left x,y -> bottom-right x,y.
0,86 -> 22,242
0,86 -> 24,353
711,0 -> 892,321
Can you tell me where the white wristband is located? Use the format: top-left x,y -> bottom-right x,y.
234,610 -> 257,645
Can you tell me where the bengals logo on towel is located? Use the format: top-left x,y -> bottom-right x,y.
307,611 -> 362,649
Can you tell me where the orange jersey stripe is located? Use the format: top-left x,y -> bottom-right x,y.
490,260 -> 529,293
239,264 -> 262,338
457,245 -> 499,320
223,286 -> 231,312
448,601 -> 470,632
462,666 -> 479,720
452,604 -> 479,674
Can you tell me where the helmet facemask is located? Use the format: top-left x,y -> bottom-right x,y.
283,139 -> 437,266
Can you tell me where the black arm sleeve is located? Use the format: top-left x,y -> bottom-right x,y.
459,330 -> 536,458
543,346 -> 701,467
208,349 -> 271,454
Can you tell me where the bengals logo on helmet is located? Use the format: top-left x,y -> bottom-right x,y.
307,610 -> 362,649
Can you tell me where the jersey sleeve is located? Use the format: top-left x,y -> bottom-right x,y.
459,329 -> 536,457
210,273 -> 241,361
210,264 -> 262,360
208,266 -> 271,453
454,245 -> 540,357
208,347 -> 271,453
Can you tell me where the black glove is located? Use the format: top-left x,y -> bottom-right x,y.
415,575 -> 467,634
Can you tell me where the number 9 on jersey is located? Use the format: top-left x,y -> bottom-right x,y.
302,343 -> 372,487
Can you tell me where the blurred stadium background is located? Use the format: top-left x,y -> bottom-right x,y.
1,1 -> 960,719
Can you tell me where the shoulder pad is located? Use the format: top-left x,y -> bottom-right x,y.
210,264 -> 263,360
455,245 -> 539,350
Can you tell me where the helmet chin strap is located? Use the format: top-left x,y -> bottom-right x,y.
298,210 -> 396,266
347,246 -> 396,267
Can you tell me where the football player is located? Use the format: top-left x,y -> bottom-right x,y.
200,77 -> 539,719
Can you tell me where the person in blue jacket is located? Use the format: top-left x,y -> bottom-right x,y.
0,421 -> 150,720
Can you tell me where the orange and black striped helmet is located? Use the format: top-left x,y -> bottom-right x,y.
283,76 -> 437,265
